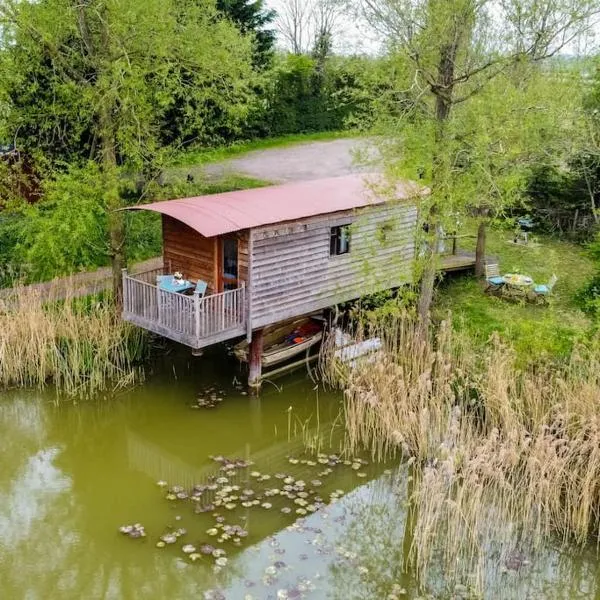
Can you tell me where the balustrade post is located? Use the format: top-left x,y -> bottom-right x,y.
156,276 -> 162,325
194,290 -> 201,344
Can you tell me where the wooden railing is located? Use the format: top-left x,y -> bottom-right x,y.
123,275 -> 159,322
122,270 -> 246,348
442,233 -> 477,256
197,286 -> 246,338
131,267 -> 165,285
156,286 -> 196,338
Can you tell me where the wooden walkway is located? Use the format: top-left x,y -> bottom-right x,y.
439,251 -> 477,273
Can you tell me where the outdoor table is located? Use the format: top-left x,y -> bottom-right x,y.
159,277 -> 195,294
502,273 -> 533,287
502,273 -> 533,299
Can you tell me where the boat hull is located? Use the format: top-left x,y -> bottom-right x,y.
234,317 -> 323,368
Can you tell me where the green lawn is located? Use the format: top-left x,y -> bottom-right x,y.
435,225 -> 596,361
169,131 -> 358,167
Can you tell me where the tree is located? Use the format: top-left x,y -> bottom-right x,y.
355,0 -> 600,323
217,0 -> 277,68
276,0 -> 343,55
311,0 -> 342,62
0,0 -> 255,302
276,0 -> 313,54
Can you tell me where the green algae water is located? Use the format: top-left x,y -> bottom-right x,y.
1,348 -> 600,600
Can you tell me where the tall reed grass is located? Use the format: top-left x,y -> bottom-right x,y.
321,315 -> 600,590
0,282 -> 147,396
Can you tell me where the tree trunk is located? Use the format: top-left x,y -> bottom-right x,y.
96,7 -> 125,307
475,220 -> 486,277
99,102 -> 126,307
418,248 -> 438,324
76,2 -> 125,307
416,34 -> 459,325
416,2 -> 473,324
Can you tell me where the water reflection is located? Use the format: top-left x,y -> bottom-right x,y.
1,361 -> 600,599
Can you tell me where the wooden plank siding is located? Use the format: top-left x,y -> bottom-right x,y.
249,203 -> 417,329
163,215 -> 217,292
162,215 -> 249,294
238,233 -> 249,284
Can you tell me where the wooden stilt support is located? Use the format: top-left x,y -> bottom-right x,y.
248,328 -> 264,394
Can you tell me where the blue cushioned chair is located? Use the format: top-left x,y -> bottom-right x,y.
195,280 -> 208,298
485,263 -> 504,293
533,275 -> 557,303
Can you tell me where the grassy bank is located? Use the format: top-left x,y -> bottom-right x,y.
0,284 -> 147,396
170,131 -> 358,167
436,225 -> 595,360
323,315 -> 600,591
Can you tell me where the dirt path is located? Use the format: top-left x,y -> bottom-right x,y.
4,138 -> 377,302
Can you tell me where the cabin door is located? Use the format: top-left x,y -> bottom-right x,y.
219,236 -> 239,291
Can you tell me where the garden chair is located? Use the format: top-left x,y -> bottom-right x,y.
484,263 -> 504,294
194,280 -> 208,298
533,274 -> 558,303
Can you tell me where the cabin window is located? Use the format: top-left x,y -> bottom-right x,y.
330,225 -> 351,256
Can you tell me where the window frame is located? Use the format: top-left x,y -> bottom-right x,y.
330,224 -> 352,256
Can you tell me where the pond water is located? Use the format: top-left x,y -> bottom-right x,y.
1,348 -> 600,600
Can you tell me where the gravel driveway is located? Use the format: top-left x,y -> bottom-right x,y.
203,138 -> 379,183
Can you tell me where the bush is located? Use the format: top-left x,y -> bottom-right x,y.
575,233 -> 600,316
254,53 -> 398,137
21,162 -> 109,281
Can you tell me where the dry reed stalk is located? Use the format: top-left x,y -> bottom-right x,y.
0,279 -> 146,396
321,313 -> 600,591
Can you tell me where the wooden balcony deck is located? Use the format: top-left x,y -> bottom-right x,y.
122,269 -> 246,349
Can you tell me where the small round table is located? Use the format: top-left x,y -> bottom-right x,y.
502,273 -> 533,287
502,273 -> 533,300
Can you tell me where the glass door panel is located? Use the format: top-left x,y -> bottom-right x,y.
222,237 -> 238,291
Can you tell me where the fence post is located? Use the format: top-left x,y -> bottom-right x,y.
194,290 -> 201,344
121,269 -> 128,312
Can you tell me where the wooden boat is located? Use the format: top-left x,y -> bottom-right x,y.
234,316 -> 323,368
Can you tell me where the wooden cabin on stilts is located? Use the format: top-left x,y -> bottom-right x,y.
121,173 -> 426,391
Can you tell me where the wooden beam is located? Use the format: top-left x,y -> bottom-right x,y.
248,328 -> 264,394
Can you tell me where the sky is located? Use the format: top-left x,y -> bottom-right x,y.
264,0 -> 382,55
264,0 -> 599,58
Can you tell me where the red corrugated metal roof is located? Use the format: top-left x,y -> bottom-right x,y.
125,173 -> 425,238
